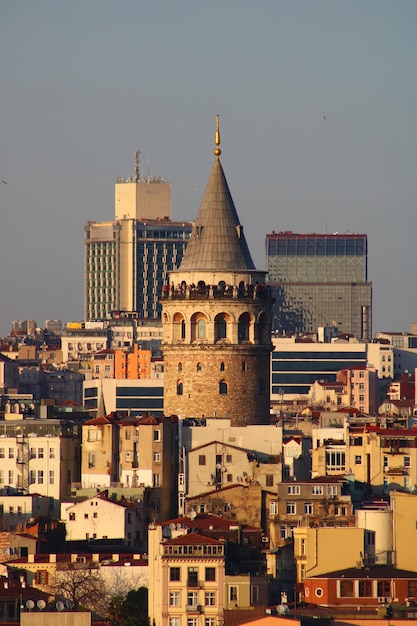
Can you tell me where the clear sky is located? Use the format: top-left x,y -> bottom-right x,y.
1,0 -> 416,337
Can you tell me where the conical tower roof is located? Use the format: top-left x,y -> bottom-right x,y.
178,118 -> 255,272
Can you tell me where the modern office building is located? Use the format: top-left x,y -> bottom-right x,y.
84,151 -> 192,322
266,232 -> 372,338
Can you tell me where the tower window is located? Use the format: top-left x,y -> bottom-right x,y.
238,313 -> 250,342
181,319 -> 186,339
178,362 -> 182,372
219,380 -> 228,395
215,315 -> 227,340
196,362 -> 202,372
220,362 -> 225,372
177,381 -> 183,395
197,319 -> 206,339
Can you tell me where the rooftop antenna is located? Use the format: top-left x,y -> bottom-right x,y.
134,148 -> 142,183
214,114 -> 221,159
147,154 -> 150,179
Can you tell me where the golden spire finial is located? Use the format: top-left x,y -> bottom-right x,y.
214,114 -> 221,158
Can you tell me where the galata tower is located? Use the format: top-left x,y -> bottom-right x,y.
161,117 -> 273,426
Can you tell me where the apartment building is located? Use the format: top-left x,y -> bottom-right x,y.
81,413 -> 178,521
0,416 -> 81,518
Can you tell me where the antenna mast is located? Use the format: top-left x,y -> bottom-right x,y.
134,149 -> 142,182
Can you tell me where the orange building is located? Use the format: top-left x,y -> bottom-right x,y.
92,344 -> 151,380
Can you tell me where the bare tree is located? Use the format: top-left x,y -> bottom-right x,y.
52,564 -> 106,615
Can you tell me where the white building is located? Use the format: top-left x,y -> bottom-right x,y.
61,493 -> 140,547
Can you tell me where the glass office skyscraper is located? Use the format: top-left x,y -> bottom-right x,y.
84,153 -> 192,321
266,232 -> 372,338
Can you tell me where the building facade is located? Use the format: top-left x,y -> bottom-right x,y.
162,118 -> 273,426
84,153 -> 192,322
266,232 -> 372,338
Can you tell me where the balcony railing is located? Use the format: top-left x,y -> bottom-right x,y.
384,466 -> 408,475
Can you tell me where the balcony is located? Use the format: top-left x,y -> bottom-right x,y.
186,605 -> 203,613
384,466 -> 408,475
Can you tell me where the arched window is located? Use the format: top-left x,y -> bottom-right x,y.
196,362 -> 202,372
215,316 -> 227,340
181,319 -> 186,339
219,380 -> 228,395
220,362 -> 225,372
177,381 -> 183,396
242,361 -> 247,372
197,319 -> 206,339
238,313 -> 250,342
178,363 -> 182,372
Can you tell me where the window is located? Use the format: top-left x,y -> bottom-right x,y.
170,567 -> 180,581
359,580 -> 372,597
187,619 -> 198,626
355,455 -> 362,465
170,591 -> 181,607
229,586 -> 238,602
327,485 -> 337,496
29,471 -> 36,485
196,362 -> 202,372
219,380 -> 228,395
408,581 -> 417,597
88,453 -> 96,468
187,591 -> 198,608
177,381 -> 183,395
153,474 -> 160,487
312,485 -> 323,495
304,502 -> 313,515
197,319 -> 206,339
205,567 -> 215,582
205,619 -> 216,626
404,455 -> 411,468
153,452 -> 160,462
188,567 -> 198,586
8,448 -> 14,459
154,430 -> 160,442
49,447 -> 55,459
340,580 -> 354,597
0,448 -> 4,458
270,501 -> 279,515
0,470 -> 4,485
84,513 -> 88,519
226,454 -> 232,463
170,619 -> 180,626
266,474 -> 273,487
69,512 -> 75,521
125,452 -> 131,462
280,525 -> 287,539
377,580 -> 391,597
49,470 -> 55,485
220,362 -> 225,372
8,471 -> 14,485
215,317 -> 227,340
250,585 -> 259,604
287,485 -> 300,495
38,448 -> 44,458
178,362 -> 182,372
199,455 -> 206,466
93,511 -> 98,519
35,570 -> 49,585
37,471 -> 44,485
286,502 -> 296,515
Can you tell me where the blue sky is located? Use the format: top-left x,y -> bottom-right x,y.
1,0 -> 416,336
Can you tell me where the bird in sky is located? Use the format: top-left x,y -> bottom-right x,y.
322,115 -> 326,120
1,181 -> 7,184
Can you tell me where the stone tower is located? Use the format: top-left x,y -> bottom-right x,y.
161,118 -> 273,426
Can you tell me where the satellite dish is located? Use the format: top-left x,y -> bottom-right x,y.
25,600 -> 35,611
56,601 -> 65,612
37,600 -> 46,610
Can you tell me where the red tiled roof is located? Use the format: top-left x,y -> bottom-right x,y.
165,532 -> 223,546
160,512 -> 260,532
